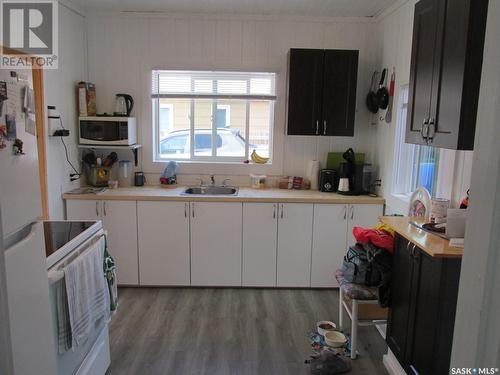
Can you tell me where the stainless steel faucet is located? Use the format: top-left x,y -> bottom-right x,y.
210,175 -> 215,185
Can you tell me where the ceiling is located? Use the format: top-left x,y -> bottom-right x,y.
69,0 -> 399,18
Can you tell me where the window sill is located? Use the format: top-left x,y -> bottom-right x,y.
146,158 -> 281,176
154,159 -> 271,166
391,193 -> 411,204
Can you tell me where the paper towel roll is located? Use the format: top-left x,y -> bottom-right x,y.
307,160 -> 320,190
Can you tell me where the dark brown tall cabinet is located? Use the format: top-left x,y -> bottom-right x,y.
386,234 -> 461,375
406,0 -> 488,150
287,48 -> 358,136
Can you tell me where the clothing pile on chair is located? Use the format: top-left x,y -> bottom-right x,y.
340,224 -> 394,307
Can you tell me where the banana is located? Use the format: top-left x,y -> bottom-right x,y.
251,150 -> 269,164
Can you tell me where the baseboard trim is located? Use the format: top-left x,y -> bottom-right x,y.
383,349 -> 407,375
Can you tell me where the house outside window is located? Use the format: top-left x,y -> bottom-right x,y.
152,70 -> 276,163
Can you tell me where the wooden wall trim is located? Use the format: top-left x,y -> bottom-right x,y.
32,68 -> 49,220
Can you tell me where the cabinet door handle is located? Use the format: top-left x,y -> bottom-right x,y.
95,201 -> 99,217
350,205 -> 354,220
343,205 -> 347,220
103,202 -> 107,216
421,119 -> 429,141
323,120 -> 327,135
427,118 -> 436,143
192,203 -> 195,218
273,204 -> 276,219
280,204 -> 284,219
315,120 -> 319,135
184,203 -> 187,218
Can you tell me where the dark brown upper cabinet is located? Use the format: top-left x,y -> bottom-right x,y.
406,0 -> 489,150
287,48 -> 358,136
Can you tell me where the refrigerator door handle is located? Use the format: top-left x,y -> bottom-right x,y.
4,222 -> 38,252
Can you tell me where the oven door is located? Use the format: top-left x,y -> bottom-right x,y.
48,278 -> 110,375
47,228 -> 110,375
79,120 -> 128,145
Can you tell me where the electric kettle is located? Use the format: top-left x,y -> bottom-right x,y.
114,94 -> 134,117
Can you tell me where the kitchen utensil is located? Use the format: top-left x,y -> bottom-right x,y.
385,68 -> 395,123
102,152 -> 118,167
324,331 -> 347,348
366,71 -> 379,113
377,68 -> 389,110
114,93 -> 134,116
118,160 -> 133,187
316,321 -> 337,336
134,171 -> 146,186
82,150 -> 97,166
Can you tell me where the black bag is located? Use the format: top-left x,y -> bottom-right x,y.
306,351 -> 351,375
341,243 -> 386,286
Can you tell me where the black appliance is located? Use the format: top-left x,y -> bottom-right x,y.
319,169 -> 339,192
336,148 -> 373,195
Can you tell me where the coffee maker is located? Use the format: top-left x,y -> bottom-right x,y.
336,148 -> 373,195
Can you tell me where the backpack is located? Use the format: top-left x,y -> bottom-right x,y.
341,243 -> 387,286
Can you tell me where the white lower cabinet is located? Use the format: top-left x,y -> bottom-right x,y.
242,203 -> 278,287
66,199 -> 101,221
137,201 -> 190,286
66,199 -> 139,285
66,198 -> 383,288
190,202 -> 243,286
311,204 -> 348,287
276,203 -> 314,287
346,204 -> 384,246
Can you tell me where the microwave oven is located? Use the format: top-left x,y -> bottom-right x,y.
79,116 -> 137,146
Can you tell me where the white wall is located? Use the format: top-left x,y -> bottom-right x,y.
451,0 -> 500,366
44,2 -> 87,219
85,12 -> 379,182
372,0 -> 473,214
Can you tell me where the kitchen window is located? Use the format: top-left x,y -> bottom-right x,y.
392,85 -> 440,197
152,70 -> 276,163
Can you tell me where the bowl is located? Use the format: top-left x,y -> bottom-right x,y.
324,331 -> 347,348
316,321 -> 337,336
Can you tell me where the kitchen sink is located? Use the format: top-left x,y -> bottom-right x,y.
183,186 -> 239,196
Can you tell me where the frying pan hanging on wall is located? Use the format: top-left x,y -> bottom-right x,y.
377,68 -> 389,110
366,71 -> 379,114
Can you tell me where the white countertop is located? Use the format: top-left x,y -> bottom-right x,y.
63,185 -> 385,204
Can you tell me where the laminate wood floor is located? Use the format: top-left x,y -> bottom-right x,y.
108,288 -> 388,375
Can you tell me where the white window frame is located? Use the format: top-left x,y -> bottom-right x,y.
392,85 -> 441,199
151,70 -> 276,164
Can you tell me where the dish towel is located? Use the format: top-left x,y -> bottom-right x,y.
64,236 -> 109,348
103,235 -> 118,314
55,278 -> 72,353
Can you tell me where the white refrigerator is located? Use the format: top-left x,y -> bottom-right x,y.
0,69 -> 57,375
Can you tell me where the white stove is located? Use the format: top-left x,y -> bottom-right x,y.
45,220 -> 110,375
